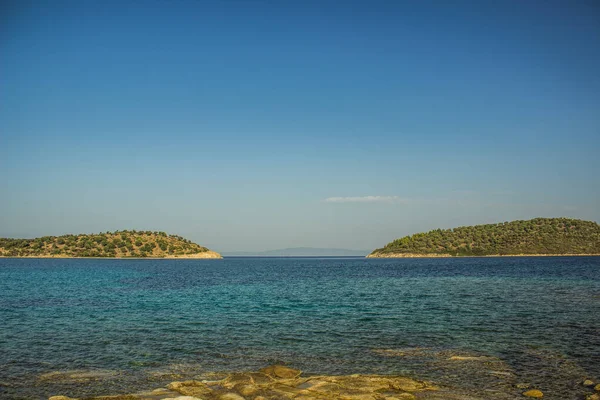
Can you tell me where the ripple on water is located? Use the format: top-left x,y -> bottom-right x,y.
0,256 -> 599,399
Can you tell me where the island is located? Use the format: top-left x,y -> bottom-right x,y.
0,230 -> 222,259
367,217 -> 600,258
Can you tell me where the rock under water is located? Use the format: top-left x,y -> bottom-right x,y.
45,365 -> 467,400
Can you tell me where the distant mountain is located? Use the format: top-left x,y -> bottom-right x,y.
222,247 -> 370,257
368,217 -> 600,258
0,230 -> 222,258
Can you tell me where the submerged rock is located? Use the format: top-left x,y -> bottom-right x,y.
391,394 -> 417,400
40,370 -> 119,383
169,369 -> 438,400
259,365 -> 301,379
523,389 -> 544,398
167,380 -> 212,397
218,394 -> 245,400
167,397 -> 203,400
48,365 -> 442,400
372,348 -> 430,358
447,356 -> 494,361
74,396 -> 140,400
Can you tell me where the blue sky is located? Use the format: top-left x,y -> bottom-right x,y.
1,0 -> 599,252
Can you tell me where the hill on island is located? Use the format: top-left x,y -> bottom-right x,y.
368,218 -> 600,257
0,230 -> 221,258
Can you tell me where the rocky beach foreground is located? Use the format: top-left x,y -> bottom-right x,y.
43,364 -> 600,400
43,365 -> 472,400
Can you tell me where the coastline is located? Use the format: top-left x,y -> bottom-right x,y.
0,250 -> 223,259
367,252 -> 600,258
4,252 -> 597,260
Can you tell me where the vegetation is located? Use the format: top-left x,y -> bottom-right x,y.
0,230 -> 212,258
369,218 -> 600,257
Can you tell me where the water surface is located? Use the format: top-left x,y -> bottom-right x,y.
1,257 -> 599,399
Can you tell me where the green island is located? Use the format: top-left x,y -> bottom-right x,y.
368,217 -> 600,258
0,230 -> 222,259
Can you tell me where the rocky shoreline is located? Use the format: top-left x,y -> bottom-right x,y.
366,253 -> 600,258
43,365 -> 460,400
41,364 -> 600,400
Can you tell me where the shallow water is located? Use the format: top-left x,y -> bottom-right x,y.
0,256 -> 599,399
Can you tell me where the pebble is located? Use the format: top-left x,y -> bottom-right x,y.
523,389 -> 544,398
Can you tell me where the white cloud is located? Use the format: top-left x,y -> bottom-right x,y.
324,196 -> 403,203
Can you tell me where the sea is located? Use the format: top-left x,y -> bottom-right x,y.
1,256 -> 599,399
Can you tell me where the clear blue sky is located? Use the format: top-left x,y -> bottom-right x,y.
1,0 -> 599,252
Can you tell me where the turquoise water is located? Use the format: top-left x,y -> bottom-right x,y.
1,257 -> 599,399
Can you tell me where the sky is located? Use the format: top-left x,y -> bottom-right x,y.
1,0 -> 599,252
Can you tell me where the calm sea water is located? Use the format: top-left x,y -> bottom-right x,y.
1,257 -> 599,399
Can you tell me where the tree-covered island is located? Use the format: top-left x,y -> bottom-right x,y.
368,218 -> 600,258
0,230 -> 222,258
